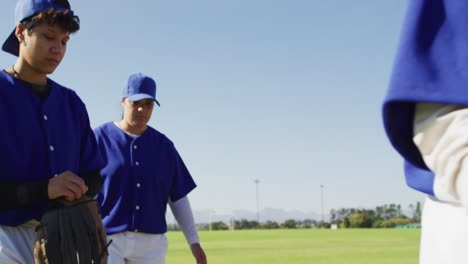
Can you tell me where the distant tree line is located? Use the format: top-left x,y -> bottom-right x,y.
167,218 -> 318,231
330,202 -> 422,228
166,202 -> 422,231
201,219 -> 318,231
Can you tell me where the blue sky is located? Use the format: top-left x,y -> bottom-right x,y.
0,0 -> 423,217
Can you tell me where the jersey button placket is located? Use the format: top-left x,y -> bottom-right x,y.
48,131 -> 56,178
49,145 -> 55,177
43,111 -> 56,176
133,143 -> 139,166
132,142 -> 140,231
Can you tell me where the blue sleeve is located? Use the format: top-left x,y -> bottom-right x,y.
169,146 -> 197,202
78,102 -> 105,175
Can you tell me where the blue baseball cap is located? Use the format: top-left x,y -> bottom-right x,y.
122,73 -> 160,106
2,0 -> 74,56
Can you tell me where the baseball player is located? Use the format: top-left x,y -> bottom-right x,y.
94,73 -> 207,264
383,1 -> 468,263
0,0 -> 104,263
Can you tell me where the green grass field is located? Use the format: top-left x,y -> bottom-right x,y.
166,229 -> 420,264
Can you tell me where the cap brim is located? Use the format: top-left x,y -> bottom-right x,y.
126,94 -> 160,106
2,29 -> 19,56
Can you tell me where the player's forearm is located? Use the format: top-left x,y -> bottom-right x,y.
413,103 -> 468,204
169,196 -> 200,245
80,169 -> 102,198
0,179 -> 49,210
0,169 -> 101,211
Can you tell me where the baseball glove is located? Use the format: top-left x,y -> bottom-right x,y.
33,198 -> 109,264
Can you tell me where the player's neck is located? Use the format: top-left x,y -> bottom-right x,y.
118,120 -> 147,135
11,60 -> 47,86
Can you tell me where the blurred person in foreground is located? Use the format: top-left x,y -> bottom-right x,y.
383,1 -> 468,263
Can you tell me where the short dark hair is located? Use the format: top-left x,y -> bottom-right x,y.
21,6 -> 79,34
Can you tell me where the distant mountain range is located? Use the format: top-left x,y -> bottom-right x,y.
166,207 -> 324,224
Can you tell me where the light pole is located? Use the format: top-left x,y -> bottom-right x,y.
320,184 -> 325,223
255,179 -> 260,223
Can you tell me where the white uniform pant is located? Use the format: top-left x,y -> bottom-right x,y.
108,232 -> 168,264
420,197 -> 468,264
0,221 -> 37,264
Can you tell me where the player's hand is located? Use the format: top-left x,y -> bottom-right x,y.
191,243 -> 207,264
47,171 -> 88,202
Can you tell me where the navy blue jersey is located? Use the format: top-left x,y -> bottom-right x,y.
383,0 -> 468,196
94,122 -> 197,235
0,70 -> 104,225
